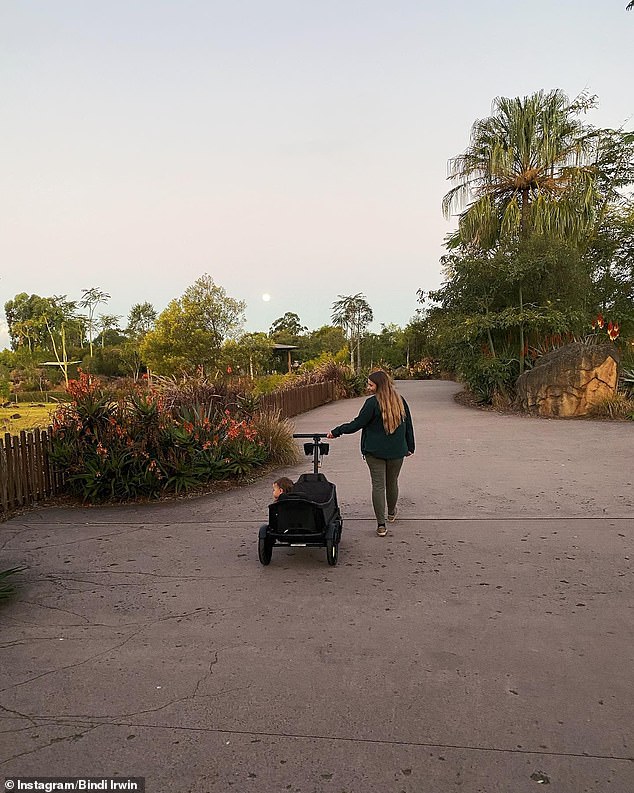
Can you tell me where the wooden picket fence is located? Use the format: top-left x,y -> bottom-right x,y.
258,380 -> 337,419
0,428 -> 64,514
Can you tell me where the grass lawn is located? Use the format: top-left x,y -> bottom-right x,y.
0,403 -> 57,436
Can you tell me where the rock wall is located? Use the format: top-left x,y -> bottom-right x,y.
516,342 -> 619,417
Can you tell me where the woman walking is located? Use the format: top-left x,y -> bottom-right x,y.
327,370 -> 415,536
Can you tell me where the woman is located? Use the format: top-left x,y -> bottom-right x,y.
327,370 -> 415,536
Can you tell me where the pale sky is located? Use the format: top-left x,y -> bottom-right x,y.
1,0 -> 633,349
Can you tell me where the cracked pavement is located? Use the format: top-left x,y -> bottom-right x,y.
1,381 -> 633,792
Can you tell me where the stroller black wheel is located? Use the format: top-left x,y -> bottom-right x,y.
326,539 -> 338,566
258,537 -> 273,565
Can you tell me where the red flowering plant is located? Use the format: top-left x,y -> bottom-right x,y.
591,314 -> 620,341
50,372 -> 268,502
50,374 -> 167,501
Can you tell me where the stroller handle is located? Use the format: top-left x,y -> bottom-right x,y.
293,433 -> 330,474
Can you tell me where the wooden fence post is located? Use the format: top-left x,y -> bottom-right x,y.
0,436 -> 8,513
0,425 -> 63,515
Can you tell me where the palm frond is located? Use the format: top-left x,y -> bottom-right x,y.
442,89 -> 601,248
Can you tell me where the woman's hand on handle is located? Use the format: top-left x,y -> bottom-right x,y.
327,432 -> 335,439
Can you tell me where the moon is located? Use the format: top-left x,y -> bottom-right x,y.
262,293 -> 271,302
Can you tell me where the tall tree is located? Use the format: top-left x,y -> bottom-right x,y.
442,90 -> 608,372
182,274 -> 245,348
5,293 -> 54,351
141,275 -> 245,376
123,302 -> 157,378
269,312 -> 307,341
363,324 -> 407,369
42,296 -> 84,386
4,293 -> 80,353
223,333 -> 274,378
331,293 -> 373,373
43,319 -> 78,386
79,287 -> 110,359
591,129 -> 634,229
97,314 -> 123,347
442,90 -> 600,251
126,302 -> 158,339
299,325 -> 347,362
589,203 -> 634,325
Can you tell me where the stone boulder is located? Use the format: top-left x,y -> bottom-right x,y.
516,342 -> 619,417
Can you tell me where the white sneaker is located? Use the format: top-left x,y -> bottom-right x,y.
376,524 -> 387,537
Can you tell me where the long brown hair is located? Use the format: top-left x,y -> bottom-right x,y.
368,370 -> 405,434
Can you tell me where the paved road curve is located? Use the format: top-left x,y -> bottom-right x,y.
1,381 -> 633,792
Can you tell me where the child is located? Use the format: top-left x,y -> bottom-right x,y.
272,477 -> 294,501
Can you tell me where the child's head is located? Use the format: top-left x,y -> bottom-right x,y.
273,477 -> 294,500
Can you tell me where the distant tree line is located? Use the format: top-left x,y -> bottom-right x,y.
2,275 -> 429,395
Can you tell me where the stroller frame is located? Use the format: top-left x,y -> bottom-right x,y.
258,433 -> 343,566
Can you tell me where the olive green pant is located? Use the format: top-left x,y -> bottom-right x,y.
364,453 -> 404,526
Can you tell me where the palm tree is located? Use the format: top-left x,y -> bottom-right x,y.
79,287 -> 111,359
442,90 -> 600,251
331,293 -> 373,373
627,2 -> 633,10
97,314 -> 122,347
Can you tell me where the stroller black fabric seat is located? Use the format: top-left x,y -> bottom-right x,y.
258,433 -> 343,566
268,473 -> 338,534
284,473 -> 334,504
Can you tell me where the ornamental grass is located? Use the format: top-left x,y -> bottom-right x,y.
590,393 -> 634,420
250,409 -> 300,467
0,566 -> 26,601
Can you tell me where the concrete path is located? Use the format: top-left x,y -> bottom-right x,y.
1,381 -> 632,793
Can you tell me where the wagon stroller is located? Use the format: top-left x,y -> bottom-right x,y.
258,433 -> 343,566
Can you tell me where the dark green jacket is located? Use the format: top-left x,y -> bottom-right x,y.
331,396 -> 415,459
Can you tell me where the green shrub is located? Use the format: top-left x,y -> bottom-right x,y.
410,358 -> 441,380
391,360 -> 441,381
458,355 -> 519,404
342,372 -> 367,396
283,358 -> 359,398
300,349 -> 349,370
252,374 -> 287,395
